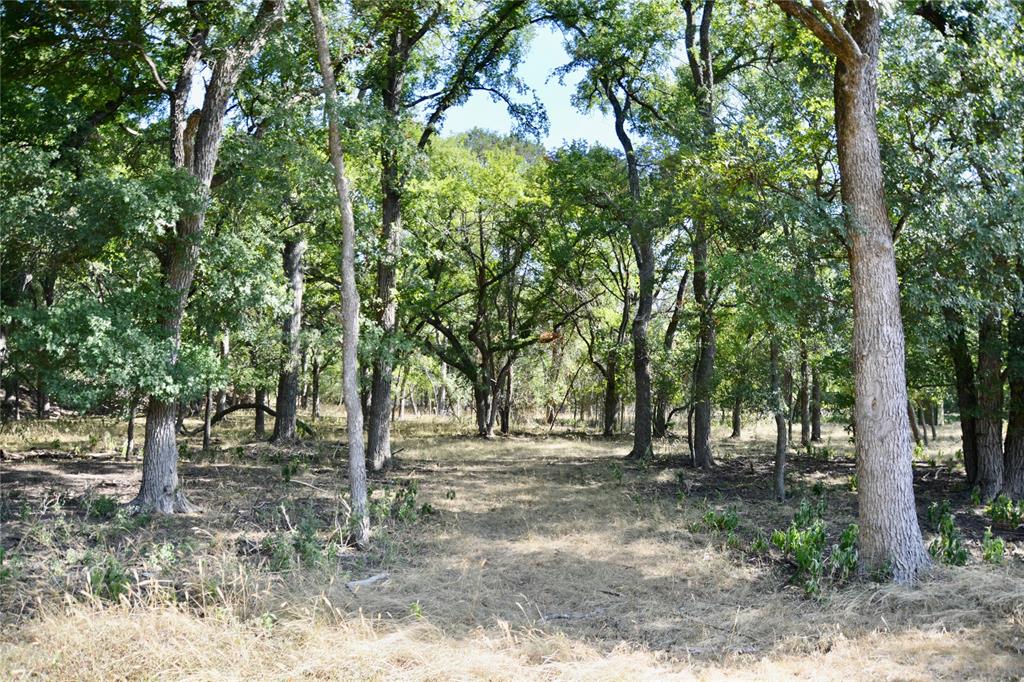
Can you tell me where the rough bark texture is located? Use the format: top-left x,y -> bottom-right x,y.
308,0 -> 369,547
771,337 -> 788,501
1005,297 -> 1024,498
133,0 -> 283,514
943,305 -> 979,483
976,310 -> 1004,500
272,238 -> 306,443
124,400 -> 137,461
907,400 -> 921,445
775,0 -> 929,580
202,387 -> 212,451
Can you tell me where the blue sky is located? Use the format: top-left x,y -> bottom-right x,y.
439,25 -> 620,150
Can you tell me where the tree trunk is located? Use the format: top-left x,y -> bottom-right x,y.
499,366 -> 512,435
783,367 -> 794,442
124,399 -> 137,461
1004,296 -> 1024,498
202,387 -> 212,452
602,361 -> 618,437
133,0 -> 282,514
771,337 -> 787,501
272,238 -> 306,443
799,342 -> 810,446
216,331 -> 229,414
811,366 -> 822,441
299,348 -> 309,410
976,310 -> 1004,500
692,223 -> 715,467
829,1 -> 929,580
654,273 -> 689,438
918,405 -> 929,446
729,394 -> 741,439
943,305 -> 979,483
255,388 -> 267,438
928,402 -> 937,440
473,381 -> 493,437
907,400 -> 921,445
308,0 -> 368,546
311,357 -> 321,422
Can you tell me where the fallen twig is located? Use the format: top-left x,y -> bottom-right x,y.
345,572 -> 390,592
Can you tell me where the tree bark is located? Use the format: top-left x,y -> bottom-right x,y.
943,305 -> 979,483
692,222 -> 715,467
729,394 -> 741,439
308,0 -> 368,546
124,398 -> 137,461
976,310 -> 1004,500
311,356 -> 321,422
202,387 -> 212,452
1004,295 -> 1024,498
499,366 -> 512,435
799,341 -> 810,446
133,0 -> 283,514
774,0 -> 929,580
255,387 -> 267,438
917,405 -> 929,446
654,273 -> 688,437
907,399 -> 921,445
602,357 -> 619,437
771,337 -> 787,501
272,238 -> 306,443
810,366 -> 822,441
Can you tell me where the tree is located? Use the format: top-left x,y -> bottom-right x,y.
307,0 -> 370,547
772,0 -> 930,581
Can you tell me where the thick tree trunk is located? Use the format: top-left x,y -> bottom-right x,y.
692,224 -> 715,467
943,306 -> 979,482
473,382 -> 493,437
729,395 -> 741,439
976,310 -> 1004,500
828,1 -> 929,580
308,0 -> 368,546
272,238 -> 306,443
255,387 -> 267,438
133,0 -> 282,514
1004,297 -> 1024,498
771,337 -> 787,501
811,367 -> 822,441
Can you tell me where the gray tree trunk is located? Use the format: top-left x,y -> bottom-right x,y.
692,225 -> 715,467
308,0 -> 368,547
943,305 -> 979,482
272,238 -> 306,443
255,387 -> 267,438
799,342 -> 810,446
133,0 -> 283,514
810,366 -> 822,441
775,0 -> 929,580
1004,295 -> 1024,498
729,394 -> 741,439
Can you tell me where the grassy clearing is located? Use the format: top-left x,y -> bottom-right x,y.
1,413 -> 1022,679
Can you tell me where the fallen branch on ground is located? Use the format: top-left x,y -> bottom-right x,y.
346,572 -> 390,592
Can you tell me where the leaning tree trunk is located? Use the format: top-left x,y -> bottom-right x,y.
692,224 -> 715,468
124,398 -> 137,461
654,273 -> 688,437
1004,296 -> 1024,498
943,306 -> 980,483
308,0 -> 368,546
770,337 -> 787,501
132,0 -> 282,514
272,238 -> 306,443
976,310 -> 1004,500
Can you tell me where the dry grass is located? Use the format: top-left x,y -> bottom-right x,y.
2,414 -> 1023,679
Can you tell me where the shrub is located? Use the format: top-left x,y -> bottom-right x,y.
88,556 -> 130,601
985,494 -> 1023,529
702,507 -> 740,533
981,527 -> 1005,564
928,511 -> 968,566
86,494 -> 119,520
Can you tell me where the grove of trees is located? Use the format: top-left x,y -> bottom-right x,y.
2,0 -> 1022,584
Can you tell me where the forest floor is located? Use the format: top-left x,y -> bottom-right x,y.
1,412 -> 1022,680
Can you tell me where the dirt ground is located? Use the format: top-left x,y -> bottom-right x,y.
1,413 -> 1022,680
